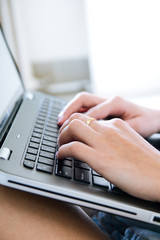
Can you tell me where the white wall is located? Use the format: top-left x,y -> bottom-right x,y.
19,0 -> 88,62
86,0 -> 160,98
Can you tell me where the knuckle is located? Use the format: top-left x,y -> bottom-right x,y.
111,95 -> 123,103
69,142 -> 80,154
76,91 -> 88,99
110,118 -> 124,127
68,119 -> 81,132
76,91 -> 91,102
70,113 -> 82,121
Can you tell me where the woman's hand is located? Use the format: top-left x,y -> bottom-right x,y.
57,113 -> 160,202
58,92 -> 160,137
58,92 -> 105,124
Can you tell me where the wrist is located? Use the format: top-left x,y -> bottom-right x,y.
151,109 -> 160,134
151,152 -> 160,202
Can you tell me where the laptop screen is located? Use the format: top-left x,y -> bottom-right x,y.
0,27 -> 24,138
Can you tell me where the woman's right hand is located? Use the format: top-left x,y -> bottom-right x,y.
57,113 -> 160,202
58,92 -> 160,138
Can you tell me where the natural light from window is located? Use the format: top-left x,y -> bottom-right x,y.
85,0 -> 160,98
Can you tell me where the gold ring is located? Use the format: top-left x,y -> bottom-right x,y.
86,118 -> 96,126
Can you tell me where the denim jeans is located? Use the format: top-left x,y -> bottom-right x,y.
92,212 -> 160,240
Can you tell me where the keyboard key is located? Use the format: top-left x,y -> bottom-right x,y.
42,101 -> 49,106
74,160 -> 90,170
27,147 -> 38,155
39,151 -> 54,159
37,116 -> 46,121
45,126 -> 58,133
92,170 -> 101,176
29,142 -> 39,149
48,111 -> 59,117
41,105 -> 49,110
38,157 -> 54,166
56,159 -> 72,167
41,145 -> 56,153
47,115 -> 57,122
92,176 -> 110,189
48,120 -> 58,126
110,184 -> 123,194
39,109 -> 48,114
65,157 -> 73,161
36,163 -> 53,174
38,112 -> 47,118
44,130 -> 57,138
53,101 -> 62,106
42,140 -> 57,148
53,108 -> 61,113
31,137 -> 40,143
43,135 -> 57,142
36,119 -> 45,125
25,153 -> 36,161
74,168 -> 90,184
38,110 -> 48,115
34,128 -> 43,134
46,121 -> 57,128
23,160 -> 35,169
54,105 -> 62,111
55,164 -> 72,179
35,123 -> 44,129
32,132 -> 42,138
42,98 -> 50,103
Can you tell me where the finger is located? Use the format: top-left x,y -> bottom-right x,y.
57,92 -> 105,125
85,96 -> 129,120
57,141 -> 97,168
59,113 -> 83,135
59,118 -> 70,135
58,118 -> 99,147
59,113 -> 98,135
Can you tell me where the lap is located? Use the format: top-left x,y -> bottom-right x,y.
0,186 -> 107,240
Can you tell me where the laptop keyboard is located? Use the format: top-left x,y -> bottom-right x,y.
23,97 -> 122,194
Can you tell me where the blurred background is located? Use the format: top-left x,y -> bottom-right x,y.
1,0 -> 160,106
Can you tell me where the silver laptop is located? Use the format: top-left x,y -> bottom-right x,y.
1,25 -> 160,229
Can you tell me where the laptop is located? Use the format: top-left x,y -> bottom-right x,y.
1,25 -> 160,230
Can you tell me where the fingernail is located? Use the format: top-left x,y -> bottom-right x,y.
56,151 -> 59,159
58,111 -> 64,118
57,111 -> 64,123
57,136 -> 60,144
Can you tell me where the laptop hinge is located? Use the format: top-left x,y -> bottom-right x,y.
0,147 -> 12,160
24,92 -> 34,101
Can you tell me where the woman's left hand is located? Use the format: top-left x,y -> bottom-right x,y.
57,113 -> 160,202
